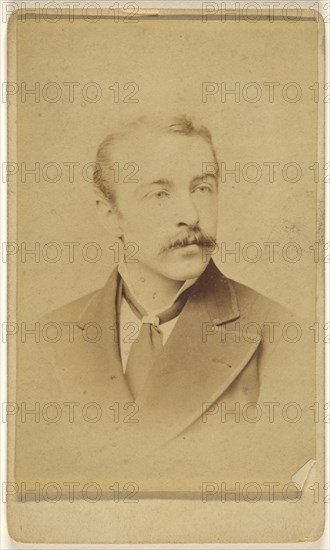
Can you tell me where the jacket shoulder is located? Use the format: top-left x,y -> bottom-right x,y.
228,278 -> 295,324
41,288 -> 102,324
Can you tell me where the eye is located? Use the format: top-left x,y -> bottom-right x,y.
149,190 -> 170,199
193,184 -> 213,194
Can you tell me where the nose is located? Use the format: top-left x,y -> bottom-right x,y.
175,193 -> 200,227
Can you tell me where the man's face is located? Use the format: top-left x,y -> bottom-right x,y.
110,130 -> 218,281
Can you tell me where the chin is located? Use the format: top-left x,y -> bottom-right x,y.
163,255 -> 210,282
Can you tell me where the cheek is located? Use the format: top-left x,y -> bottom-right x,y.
130,205 -> 173,234
198,196 -> 218,219
119,211 -> 164,251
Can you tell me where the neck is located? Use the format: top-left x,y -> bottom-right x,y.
122,262 -> 184,311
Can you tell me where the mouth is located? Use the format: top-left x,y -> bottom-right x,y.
174,243 -> 201,254
159,235 -> 217,255
180,242 -> 200,248
173,238 -> 215,249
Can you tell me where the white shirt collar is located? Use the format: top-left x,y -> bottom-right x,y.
117,261 -> 198,316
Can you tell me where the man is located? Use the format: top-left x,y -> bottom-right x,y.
16,115 -> 316,497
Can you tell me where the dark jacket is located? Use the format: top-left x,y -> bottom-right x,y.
15,260 -> 316,497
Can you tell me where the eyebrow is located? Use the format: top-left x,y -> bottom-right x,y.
137,179 -> 172,196
140,174 -> 218,191
191,174 -> 218,184
139,178 -> 171,187
151,174 -> 218,184
149,178 -> 171,185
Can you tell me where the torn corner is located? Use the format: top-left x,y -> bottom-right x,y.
292,458 -> 316,489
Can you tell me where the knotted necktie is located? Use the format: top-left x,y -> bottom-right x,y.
122,280 -> 192,399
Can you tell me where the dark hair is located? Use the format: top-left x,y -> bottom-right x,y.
93,114 -> 219,205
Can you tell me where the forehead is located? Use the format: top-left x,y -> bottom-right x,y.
111,130 -> 216,182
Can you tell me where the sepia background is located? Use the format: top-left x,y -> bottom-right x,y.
11,10 -> 323,321
7,7 -> 324,545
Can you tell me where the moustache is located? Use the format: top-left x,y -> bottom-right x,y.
159,227 -> 217,255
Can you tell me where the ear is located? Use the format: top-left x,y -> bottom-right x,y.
94,190 -> 123,239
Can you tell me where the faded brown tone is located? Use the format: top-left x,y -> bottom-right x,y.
7,7 -> 325,545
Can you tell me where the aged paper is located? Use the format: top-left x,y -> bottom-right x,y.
5,5 -> 325,544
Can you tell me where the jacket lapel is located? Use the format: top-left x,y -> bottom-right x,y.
77,268 -> 134,403
75,260 -> 261,453
136,260 -> 261,447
